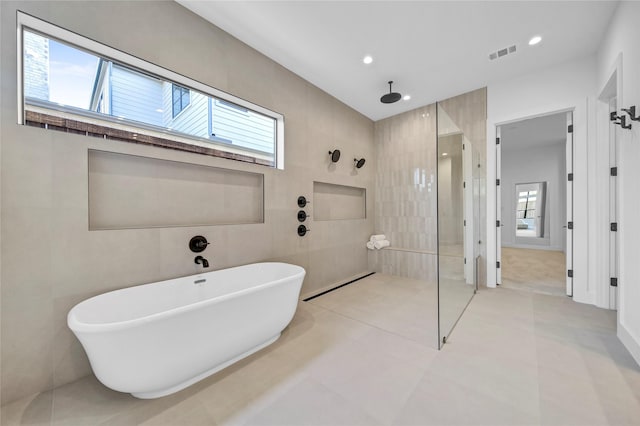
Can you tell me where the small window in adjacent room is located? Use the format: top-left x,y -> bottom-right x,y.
172,84 -> 190,118
17,12 -> 284,169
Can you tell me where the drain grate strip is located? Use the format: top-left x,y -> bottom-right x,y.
303,272 -> 376,302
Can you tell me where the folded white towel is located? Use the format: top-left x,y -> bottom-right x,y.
370,234 -> 386,242
374,240 -> 390,249
366,241 -> 375,250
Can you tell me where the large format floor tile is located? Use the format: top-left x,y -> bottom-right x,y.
2,276 -> 640,426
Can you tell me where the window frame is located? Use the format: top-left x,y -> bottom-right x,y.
171,84 -> 191,118
17,11 -> 285,169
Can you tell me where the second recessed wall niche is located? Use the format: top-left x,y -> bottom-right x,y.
313,181 -> 366,221
88,150 -> 264,229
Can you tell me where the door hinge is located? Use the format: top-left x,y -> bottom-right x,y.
496,179 -> 500,186
463,143 -> 465,150
568,269 -> 573,278
568,173 -> 573,181
496,137 -> 500,145
568,221 -> 573,230
463,219 -> 466,226
496,261 -> 501,268
610,277 -> 618,287
496,220 -> 501,227
611,222 -> 618,232
568,124 -> 573,133
463,181 -> 466,188
611,167 -> 618,176
464,257 -> 466,264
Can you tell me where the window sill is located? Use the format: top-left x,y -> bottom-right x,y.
24,110 -> 275,167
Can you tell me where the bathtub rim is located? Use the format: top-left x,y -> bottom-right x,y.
68,262 -> 305,334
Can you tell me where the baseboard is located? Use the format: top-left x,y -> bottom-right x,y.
618,322 -> 640,367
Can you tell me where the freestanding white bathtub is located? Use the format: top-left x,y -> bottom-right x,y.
68,262 -> 305,399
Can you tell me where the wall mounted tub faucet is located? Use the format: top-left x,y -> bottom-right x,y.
194,256 -> 209,268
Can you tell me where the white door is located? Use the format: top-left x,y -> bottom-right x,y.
609,98 -> 619,309
496,126 -> 502,285
566,112 -> 574,296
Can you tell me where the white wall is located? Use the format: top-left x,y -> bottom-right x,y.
486,55 -> 599,307
597,1 -> 640,365
501,142 -> 566,251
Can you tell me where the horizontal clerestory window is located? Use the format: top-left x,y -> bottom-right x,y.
18,12 -> 284,168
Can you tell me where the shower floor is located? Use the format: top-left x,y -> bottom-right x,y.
308,273 -> 439,348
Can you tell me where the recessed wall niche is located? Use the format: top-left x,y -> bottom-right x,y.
88,150 -> 264,229
313,181 -> 366,221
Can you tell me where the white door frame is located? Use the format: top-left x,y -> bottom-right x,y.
494,109 -> 574,294
566,111 -> 574,296
496,126 -> 502,285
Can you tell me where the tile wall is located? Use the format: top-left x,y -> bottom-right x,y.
0,1 -> 375,404
369,104 -> 438,282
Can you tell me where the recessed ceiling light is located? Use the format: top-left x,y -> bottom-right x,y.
442,152 -> 448,156
403,95 -> 411,101
529,36 -> 542,46
363,55 -> 373,64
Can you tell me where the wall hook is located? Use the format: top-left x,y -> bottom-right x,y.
609,109 -> 635,129
615,115 -> 632,130
622,105 -> 640,121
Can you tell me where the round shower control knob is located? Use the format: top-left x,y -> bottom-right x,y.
297,225 -> 310,237
297,196 -> 311,208
297,210 -> 309,222
189,236 -> 209,253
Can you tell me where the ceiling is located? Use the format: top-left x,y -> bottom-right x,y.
176,1 -> 617,121
501,112 -> 567,151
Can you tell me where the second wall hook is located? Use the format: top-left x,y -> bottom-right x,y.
622,106 -> 640,121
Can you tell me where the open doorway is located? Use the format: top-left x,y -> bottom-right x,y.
496,112 -> 572,296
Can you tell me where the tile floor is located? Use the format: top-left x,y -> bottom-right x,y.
307,273 -> 439,348
3,274 -> 640,425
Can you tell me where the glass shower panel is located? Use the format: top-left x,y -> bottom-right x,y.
437,103 -> 477,347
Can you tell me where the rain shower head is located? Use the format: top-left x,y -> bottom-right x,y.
380,81 -> 402,104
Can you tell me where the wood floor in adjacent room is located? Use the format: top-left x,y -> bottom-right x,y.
501,247 -> 567,296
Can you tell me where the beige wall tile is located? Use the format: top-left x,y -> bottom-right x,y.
0,0 -> 374,404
